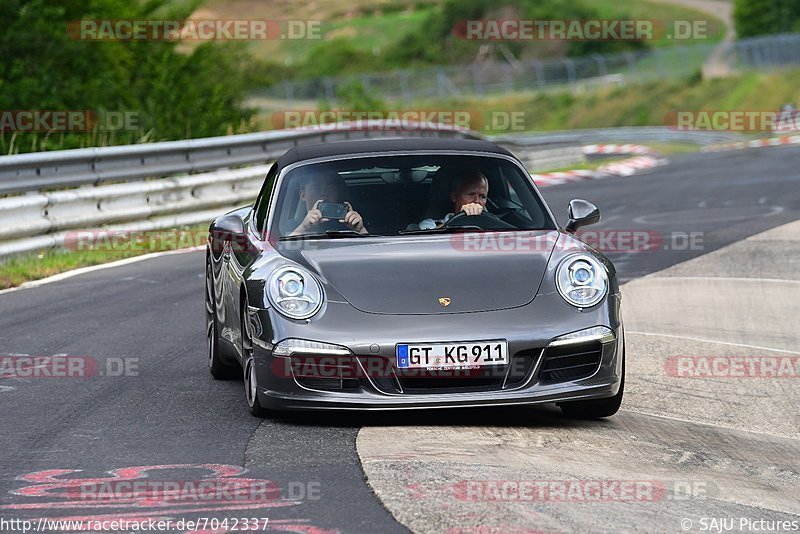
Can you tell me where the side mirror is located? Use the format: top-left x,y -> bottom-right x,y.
565,199 -> 600,233
210,214 -> 246,242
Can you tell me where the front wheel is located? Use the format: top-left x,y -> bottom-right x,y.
241,300 -> 269,418
206,262 -> 238,380
559,346 -> 625,419
243,356 -> 269,418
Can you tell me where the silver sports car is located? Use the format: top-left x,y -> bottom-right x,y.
205,138 -> 624,418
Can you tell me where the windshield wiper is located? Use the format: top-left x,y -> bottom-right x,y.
279,230 -> 376,241
399,226 -> 548,236
399,225 -> 484,235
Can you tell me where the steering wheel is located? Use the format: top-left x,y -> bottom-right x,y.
310,218 -> 349,233
486,197 -> 522,219
443,210 -> 516,230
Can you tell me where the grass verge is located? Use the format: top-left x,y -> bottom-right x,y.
252,68 -> 800,135
395,68 -> 800,135
0,224 -> 208,290
193,0 -> 721,70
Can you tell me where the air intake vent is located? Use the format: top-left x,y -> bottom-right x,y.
295,376 -> 359,391
539,341 -> 603,382
291,355 -> 359,391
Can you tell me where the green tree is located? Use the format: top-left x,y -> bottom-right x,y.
298,38 -> 384,78
0,0 -> 253,153
384,0 -> 646,68
734,0 -> 800,37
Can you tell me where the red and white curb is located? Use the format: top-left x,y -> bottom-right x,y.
598,155 -> 666,176
532,169 -> 596,187
702,134 -> 800,152
532,146 -> 667,188
582,144 -> 652,156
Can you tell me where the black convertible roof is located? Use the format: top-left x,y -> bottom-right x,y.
276,137 -> 513,167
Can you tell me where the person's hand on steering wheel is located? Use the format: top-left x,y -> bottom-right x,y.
461,202 -> 484,216
444,208 -> 513,230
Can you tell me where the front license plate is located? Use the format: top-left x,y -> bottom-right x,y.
396,341 -> 508,369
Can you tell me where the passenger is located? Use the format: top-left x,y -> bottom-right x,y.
286,174 -> 368,236
418,170 -> 489,229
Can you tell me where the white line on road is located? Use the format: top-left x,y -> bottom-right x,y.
0,246 -> 204,297
626,331 -> 800,355
638,276 -> 800,285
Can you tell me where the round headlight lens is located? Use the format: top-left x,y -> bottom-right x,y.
556,254 -> 608,308
281,274 -> 303,297
266,266 -> 323,320
571,263 -> 593,285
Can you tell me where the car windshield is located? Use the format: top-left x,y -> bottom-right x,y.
271,154 -> 556,238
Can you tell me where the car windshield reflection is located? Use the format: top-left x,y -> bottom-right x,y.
272,154 -> 556,238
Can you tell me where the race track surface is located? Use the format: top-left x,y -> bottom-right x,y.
1,145 -> 798,533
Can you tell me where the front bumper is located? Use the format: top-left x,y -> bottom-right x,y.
251,290 -> 623,411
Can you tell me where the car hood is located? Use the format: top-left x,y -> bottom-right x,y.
276,231 -> 559,315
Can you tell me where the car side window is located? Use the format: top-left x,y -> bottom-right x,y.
253,163 -> 279,237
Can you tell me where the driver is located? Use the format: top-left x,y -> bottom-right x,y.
286,173 -> 368,236
418,170 -> 488,229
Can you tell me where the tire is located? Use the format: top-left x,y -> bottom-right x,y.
243,356 -> 270,418
241,300 -> 270,418
206,262 -> 238,380
559,345 -> 625,419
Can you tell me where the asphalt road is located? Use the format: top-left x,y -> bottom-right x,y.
358,219 -> 800,533
0,145 -> 798,533
540,146 -> 800,281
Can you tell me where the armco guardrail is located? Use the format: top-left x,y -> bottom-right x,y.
493,127 -> 745,172
0,123 -> 480,258
3,123 -> 726,259
493,127 -> 747,147
0,123 -> 481,196
0,165 -> 270,241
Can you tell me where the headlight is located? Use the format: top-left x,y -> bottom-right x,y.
266,266 -> 323,320
556,254 -> 608,308
548,326 -> 615,347
272,338 -> 350,357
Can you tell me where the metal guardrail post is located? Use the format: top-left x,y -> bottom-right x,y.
592,54 -> 607,78
282,80 -> 295,106
436,68 -> 447,99
470,64 -> 482,96
564,58 -> 576,91
531,60 -> 545,88
653,48 -> 665,80
323,77 -> 335,102
400,70 -> 411,104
